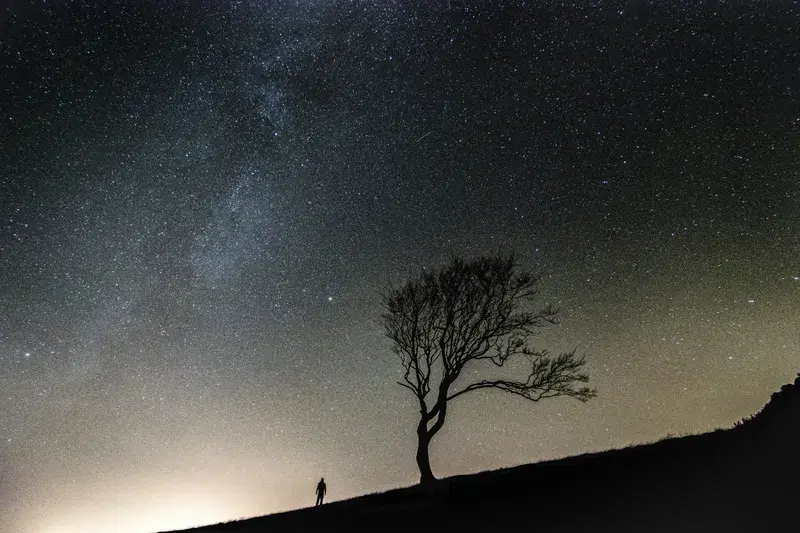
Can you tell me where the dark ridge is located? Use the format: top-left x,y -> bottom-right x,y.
163,372 -> 800,532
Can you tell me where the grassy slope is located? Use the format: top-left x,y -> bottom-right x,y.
163,377 -> 800,533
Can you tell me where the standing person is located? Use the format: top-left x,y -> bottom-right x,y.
315,477 -> 327,506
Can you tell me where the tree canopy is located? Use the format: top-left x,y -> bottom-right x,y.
380,254 -> 596,484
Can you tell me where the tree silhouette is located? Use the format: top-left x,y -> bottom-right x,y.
380,254 -> 596,486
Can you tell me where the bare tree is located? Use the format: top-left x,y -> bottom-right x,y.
380,254 -> 596,486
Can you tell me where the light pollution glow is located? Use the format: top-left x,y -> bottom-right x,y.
33,478 -> 260,533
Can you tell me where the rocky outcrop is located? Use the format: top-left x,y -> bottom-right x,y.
739,372 -> 800,441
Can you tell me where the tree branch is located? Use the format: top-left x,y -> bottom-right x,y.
447,351 -> 596,403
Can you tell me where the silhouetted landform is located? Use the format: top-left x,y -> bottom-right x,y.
163,373 -> 800,533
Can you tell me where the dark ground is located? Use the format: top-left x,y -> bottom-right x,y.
164,374 -> 800,533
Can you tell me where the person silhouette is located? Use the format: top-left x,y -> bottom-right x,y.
315,477 -> 327,506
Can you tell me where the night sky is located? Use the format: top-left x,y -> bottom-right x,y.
1,1 -> 798,532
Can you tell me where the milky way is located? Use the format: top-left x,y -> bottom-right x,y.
1,2 -> 798,532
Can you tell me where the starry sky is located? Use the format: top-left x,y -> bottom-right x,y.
1,1 -> 798,532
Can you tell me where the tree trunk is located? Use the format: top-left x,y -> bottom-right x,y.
416,425 -> 436,485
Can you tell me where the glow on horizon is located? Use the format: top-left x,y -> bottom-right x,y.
34,481 -> 261,533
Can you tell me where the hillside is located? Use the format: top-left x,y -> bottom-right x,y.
164,373 -> 800,532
